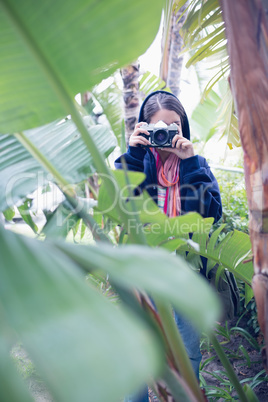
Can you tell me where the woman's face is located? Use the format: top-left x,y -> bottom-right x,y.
149,109 -> 181,129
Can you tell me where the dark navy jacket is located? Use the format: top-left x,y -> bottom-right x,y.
114,146 -> 222,223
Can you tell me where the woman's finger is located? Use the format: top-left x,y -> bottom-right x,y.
129,135 -> 150,147
173,137 -> 188,149
132,127 -> 150,137
134,121 -> 147,130
129,122 -> 151,146
172,134 -> 182,147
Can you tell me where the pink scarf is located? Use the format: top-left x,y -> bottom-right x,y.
151,148 -> 181,217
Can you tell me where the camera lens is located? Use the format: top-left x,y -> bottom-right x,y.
153,129 -> 169,146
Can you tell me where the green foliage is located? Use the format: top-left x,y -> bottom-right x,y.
0,226 -> 163,402
191,87 -> 222,142
200,317 -> 266,401
0,1 -> 259,401
180,1 -> 241,149
190,80 -> 240,149
180,0 -> 227,86
0,0 -> 163,133
17,198 -> 38,234
42,201 -> 81,239
92,74 -> 124,147
214,169 -> 249,234
0,334 -> 34,402
0,118 -> 116,211
174,220 -> 253,288
2,206 -> 15,222
245,299 -> 260,335
56,241 -> 221,332
139,71 -> 169,97
11,345 -> 38,381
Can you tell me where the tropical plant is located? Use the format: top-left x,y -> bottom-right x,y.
190,79 -> 240,149
0,1 -> 263,402
139,71 -> 169,98
0,1 -> 224,401
0,1 -> 191,401
91,74 -> 125,151
180,0 -> 268,375
214,168 -> 249,234
180,0 -> 228,91
177,0 -> 240,149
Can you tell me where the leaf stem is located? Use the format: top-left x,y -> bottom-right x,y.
64,194 -> 110,243
14,133 -> 110,243
154,299 -> 206,401
14,132 -> 74,196
210,333 -> 249,402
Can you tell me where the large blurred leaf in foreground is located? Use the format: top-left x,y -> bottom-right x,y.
57,242 -> 221,332
0,331 -> 34,402
0,0 -> 163,133
0,226 -> 163,402
0,117 -> 116,211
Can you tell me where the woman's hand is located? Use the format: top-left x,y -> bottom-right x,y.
129,122 -> 151,147
160,126 -> 194,159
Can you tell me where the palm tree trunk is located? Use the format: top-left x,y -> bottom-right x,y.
160,1 -> 189,96
220,0 -> 268,372
120,62 -> 140,145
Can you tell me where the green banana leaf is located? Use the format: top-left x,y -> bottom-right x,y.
191,88 -> 222,142
96,169 -> 213,236
0,225 -> 163,402
41,201 -> 81,239
176,223 -> 254,301
0,117 -> 116,211
182,0 -> 222,45
217,85 -> 240,148
0,0 -> 163,134
190,79 -> 239,148
0,330 -> 34,402
179,0 -> 241,148
139,71 -> 169,97
95,169 -> 147,223
97,169 -> 253,291
56,241 -> 221,332
92,76 -> 123,146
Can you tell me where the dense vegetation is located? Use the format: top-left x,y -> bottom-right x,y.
0,1 -> 266,401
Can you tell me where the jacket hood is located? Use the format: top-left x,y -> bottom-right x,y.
138,90 -> 190,140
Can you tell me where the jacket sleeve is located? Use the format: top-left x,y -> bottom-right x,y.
114,146 -> 147,172
114,146 -> 158,201
180,155 -> 222,223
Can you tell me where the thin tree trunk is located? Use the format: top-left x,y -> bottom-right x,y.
220,0 -> 268,371
120,62 -> 140,145
160,1 -> 189,96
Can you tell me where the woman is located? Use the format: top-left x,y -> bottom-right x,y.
115,90 -> 222,402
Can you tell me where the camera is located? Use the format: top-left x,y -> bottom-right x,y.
140,121 -> 178,147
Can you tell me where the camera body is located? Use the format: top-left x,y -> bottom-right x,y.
140,122 -> 178,147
